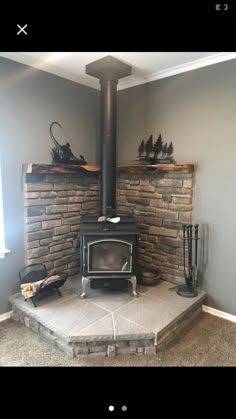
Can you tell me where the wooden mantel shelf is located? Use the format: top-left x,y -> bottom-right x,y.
23,163 -> 194,175
118,164 -> 194,174
23,164 -> 101,174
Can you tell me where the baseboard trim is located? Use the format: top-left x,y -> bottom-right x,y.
202,305 -> 236,323
0,310 -> 13,322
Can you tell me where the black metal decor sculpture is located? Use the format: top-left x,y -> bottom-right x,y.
176,224 -> 199,298
137,134 -> 176,164
50,121 -> 87,165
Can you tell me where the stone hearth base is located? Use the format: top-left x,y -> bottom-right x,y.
9,277 -> 206,357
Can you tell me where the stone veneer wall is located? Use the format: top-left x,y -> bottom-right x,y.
116,172 -> 193,284
24,173 -> 100,277
24,170 -> 193,284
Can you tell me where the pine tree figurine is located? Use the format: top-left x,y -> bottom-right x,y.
145,135 -> 153,160
136,134 -> 176,164
153,134 -> 163,162
162,142 -> 168,158
138,139 -> 145,158
167,141 -> 174,157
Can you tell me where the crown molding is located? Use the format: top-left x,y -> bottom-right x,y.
117,52 -> 236,90
1,52 -> 236,91
0,52 -> 100,90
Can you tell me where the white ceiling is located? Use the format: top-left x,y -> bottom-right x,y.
0,52 -> 236,90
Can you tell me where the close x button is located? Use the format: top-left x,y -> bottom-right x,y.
17,24 -> 28,35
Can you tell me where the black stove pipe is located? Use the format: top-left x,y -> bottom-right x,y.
100,79 -> 117,217
86,56 -> 131,218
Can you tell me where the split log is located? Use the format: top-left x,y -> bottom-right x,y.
20,275 -> 60,298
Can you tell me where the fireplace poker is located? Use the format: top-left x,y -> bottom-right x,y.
189,224 -> 193,284
194,224 -> 199,286
186,225 -> 191,285
183,224 -> 187,279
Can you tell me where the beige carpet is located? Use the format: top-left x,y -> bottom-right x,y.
1,312 -> 236,366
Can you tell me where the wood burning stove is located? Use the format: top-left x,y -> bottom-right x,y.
80,216 -> 139,297
79,56 -> 139,298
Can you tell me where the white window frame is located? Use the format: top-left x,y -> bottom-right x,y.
0,157 -> 10,259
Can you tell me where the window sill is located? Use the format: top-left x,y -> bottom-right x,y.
0,249 -> 11,259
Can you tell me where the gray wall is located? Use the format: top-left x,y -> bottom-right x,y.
0,57 -> 99,314
117,83 -> 148,165
117,59 -> 236,315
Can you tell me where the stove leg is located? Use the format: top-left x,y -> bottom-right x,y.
80,276 -> 90,299
128,275 -> 138,297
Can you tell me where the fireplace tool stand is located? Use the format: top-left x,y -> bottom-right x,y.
177,224 -> 199,298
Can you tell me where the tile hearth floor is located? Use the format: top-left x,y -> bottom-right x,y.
9,277 -> 207,357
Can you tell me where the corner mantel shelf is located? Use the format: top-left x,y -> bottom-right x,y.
118,164 -> 194,174
23,163 -> 194,175
23,163 -> 101,174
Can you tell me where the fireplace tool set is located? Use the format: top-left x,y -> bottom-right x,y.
177,224 -> 199,298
